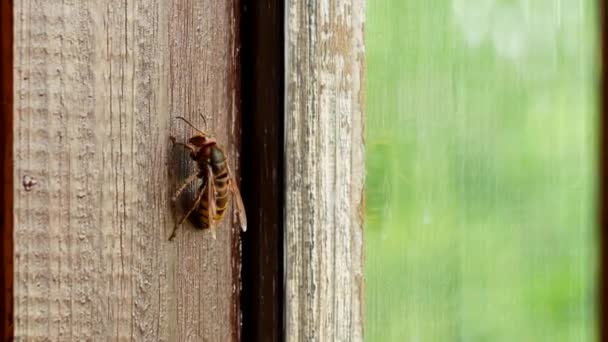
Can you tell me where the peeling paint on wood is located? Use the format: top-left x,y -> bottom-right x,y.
13,0 -> 241,340
285,0 -> 366,341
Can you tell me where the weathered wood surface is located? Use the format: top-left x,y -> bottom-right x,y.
285,1 -> 365,341
13,0 -> 241,340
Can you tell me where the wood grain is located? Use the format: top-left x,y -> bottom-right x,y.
285,1 -> 366,341
13,0 -> 241,340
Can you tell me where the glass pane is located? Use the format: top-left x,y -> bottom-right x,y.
365,1 -> 599,341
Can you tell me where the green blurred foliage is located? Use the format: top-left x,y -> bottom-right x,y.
365,0 -> 599,341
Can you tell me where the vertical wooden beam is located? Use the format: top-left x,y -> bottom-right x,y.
240,0 -> 284,341
12,0 -> 241,340
1,0 -> 14,339
285,1 -> 366,341
168,0 -> 242,340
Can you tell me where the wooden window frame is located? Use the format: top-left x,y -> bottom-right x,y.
283,1 -> 365,340
3,0 -> 604,341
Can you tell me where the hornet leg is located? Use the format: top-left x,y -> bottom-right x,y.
169,182 -> 206,241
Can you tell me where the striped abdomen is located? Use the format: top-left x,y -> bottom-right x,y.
197,147 -> 230,229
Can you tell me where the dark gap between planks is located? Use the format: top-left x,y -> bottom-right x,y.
240,0 -> 285,341
1,0 -> 14,340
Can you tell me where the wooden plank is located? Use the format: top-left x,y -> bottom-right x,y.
13,0 -> 241,340
1,0 -> 14,339
284,1 -> 365,341
240,0 -> 284,341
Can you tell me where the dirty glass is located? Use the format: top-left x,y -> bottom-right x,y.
365,1 -> 599,341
